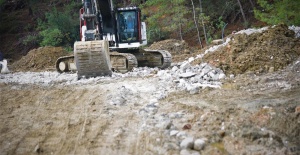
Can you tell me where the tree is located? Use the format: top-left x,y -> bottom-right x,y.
142,0 -> 189,43
37,2 -> 81,47
237,0 -> 247,25
191,0 -> 202,48
254,0 -> 300,25
0,0 -> 4,13
199,0 -> 208,45
25,0 -> 38,16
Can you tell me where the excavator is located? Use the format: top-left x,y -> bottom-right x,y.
55,0 -> 171,79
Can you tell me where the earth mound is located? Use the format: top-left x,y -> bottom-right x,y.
147,39 -> 195,63
10,46 -> 70,72
203,24 -> 300,75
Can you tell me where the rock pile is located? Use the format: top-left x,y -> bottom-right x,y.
157,61 -> 225,94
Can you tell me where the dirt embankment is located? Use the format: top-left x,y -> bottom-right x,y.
9,46 -> 70,72
148,39 -> 197,63
203,24 -> 300,75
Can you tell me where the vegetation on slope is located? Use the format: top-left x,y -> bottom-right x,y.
0,0 -> 299,61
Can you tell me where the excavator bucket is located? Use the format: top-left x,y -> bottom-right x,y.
74,40 -> 112,79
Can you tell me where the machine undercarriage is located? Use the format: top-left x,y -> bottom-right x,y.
56,47 -> 171,75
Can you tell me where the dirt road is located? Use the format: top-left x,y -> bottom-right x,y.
1,25 -> 300,154
1,64 -> 300,155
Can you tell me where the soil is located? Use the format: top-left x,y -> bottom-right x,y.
1,24 -> 300,155
201,24 -> 300,75
10,46 -> 70,72
148,39 -> 196,63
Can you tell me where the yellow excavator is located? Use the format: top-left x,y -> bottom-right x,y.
56,0 -> 171,79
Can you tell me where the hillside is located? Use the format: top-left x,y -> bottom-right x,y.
0,0 -> 76,62
0,0 -> 265,62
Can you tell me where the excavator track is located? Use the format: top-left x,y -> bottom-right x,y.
55,51 -> 138,75
55,48 -> 171,76
133,49 -> 172,69
56,55 -> 76,73
74,40 -> 112,79
110,52 -> 138,73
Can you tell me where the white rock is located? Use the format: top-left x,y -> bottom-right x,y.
149,99 -> 158,105
157,70 -> 166,77
169,112 -> 183,119
188,57 -> 195,62
180,137 -> 194,149
202,65 -> 212,75
219,73 -> 226,79
188,85 -> 199,94
170,130 -> 179,136
172,66 -> 179,72
289,25 -> 300,38
178,79 -> 187,88
164,142 -> 180,151
180,61 -> 191,72
194,138 -> 206,151
179,72 -> 197,78
174,42 -> 181,47
203,74 -> 210,81
190,77 -> 197,83
155,119 -> 172,129
176,131 -> 187,140
180,149 -> 200,155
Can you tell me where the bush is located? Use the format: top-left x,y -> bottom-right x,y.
37,2 -> 80,47
254,0 -> 300,25
22,34 -> 40,46
40,28 -> 63,46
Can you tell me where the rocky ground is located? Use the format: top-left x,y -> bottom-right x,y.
0,25 -> 300,155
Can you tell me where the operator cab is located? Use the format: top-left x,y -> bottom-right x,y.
116,7 -> 140,43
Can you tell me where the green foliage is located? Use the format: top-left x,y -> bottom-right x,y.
254,0 -> 300,25
140,0 -> 246,43
37,2 -> 80,47
142,0 -> 190,43
202,0 -> 237,23
0,0 -> 5,6
22,34 -> 40,46
216,17 -> 226,29
63,46 -> 73,52
40,28 -> 63,46
127,0 -> 143,6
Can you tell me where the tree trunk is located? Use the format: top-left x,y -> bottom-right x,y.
191,0 -> 202,48
237,0 -> 247,24
28,6 -> 33,16
199,0 -> 208,45
249,0 -> 254,9
179,21 -> 183,41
